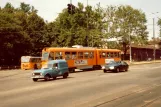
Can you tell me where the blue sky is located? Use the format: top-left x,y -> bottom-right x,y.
0,0 -> 161,39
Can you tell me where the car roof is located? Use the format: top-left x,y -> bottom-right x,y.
48,60 -> 66,64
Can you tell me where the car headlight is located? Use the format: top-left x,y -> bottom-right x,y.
40,73 -> 43,76
109,66 -> 114,69
32,73 -> 35,76
102,66 -> 105,69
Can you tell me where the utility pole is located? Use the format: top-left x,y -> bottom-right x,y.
128,11 -> 132,63
129,28 -> 132,63
153,18 -> 156,61
152,12 -> 159,61
70,0 -> 72,14
86,0 -> 89,47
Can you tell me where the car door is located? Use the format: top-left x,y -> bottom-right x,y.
52,63 -> 59,76
118,61 -> 123,71
58,62 -> 68,75
121,61 -> 127,71
123,62 -> 128,70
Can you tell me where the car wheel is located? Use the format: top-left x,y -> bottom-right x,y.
125,68 -> 128,72
44,75 -> 50,81
63,73 -> 68,79
115,68 -> 120,73
33,78 -> 38,82
103,69 -> 107,73
53,77 -> 57,80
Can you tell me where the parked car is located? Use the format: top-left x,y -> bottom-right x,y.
32,60 -> 69,82
102,61 -> 129,73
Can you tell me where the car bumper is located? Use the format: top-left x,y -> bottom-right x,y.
32,75 -> 45,79
102,67 -> 115,71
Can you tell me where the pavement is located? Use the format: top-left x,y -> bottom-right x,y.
0,60 -> 160,71
125,60 -> 161,65
1,63 -> 161,107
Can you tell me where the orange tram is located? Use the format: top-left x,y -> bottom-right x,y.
41,46 -> 121,72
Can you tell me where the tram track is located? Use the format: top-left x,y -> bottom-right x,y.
93,83 -> 161,107
141,96 -> 161,107
77,82 -> 161,107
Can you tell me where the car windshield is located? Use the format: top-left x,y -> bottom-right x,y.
108,61 -> 117,64
42,64 -> 53,69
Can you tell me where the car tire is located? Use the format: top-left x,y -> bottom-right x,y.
103,69 -> 107,73
125,68 -> 128,72
53,77 -> 57,80
63,73 -> 68,79
115,68 -> 120,73
44,74 -> 50,81
33,78 -> 38,82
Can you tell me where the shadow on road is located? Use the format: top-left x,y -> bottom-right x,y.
34,76 -> 74,82
104,71 -> 128,73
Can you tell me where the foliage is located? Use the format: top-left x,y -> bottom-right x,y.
0,2 -> 150,65
103,5 -> 148,59
158,18 -> 161,37
47,2 -> 103,47
0,2 -> 46,65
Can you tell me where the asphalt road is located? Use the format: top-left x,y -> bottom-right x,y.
0,63 -> 161,107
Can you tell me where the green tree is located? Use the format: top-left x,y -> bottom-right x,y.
47,2 -> 104,47
17,2 -> 46,56
158,18 -> 161,37
0,2 -> 46,65
0,3 -> 31,65
103,5 -> 148,59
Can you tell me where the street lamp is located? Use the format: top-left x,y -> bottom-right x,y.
152,12 -> 159,61
127,11 -> 132,63
129,30 -> 132,63
87,0 -> 89,47
153,17 -> 156,61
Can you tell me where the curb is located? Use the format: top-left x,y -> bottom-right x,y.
128,61 -> 161,65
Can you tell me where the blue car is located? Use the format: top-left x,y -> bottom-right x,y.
102,61 -> 129,73
32,60 -> 69,81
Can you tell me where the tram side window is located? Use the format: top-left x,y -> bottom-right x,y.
89,52 -> 94,58
114,52 -> 118,57
118,52 -> 121,58
99,52 -> 102,58
101,52 -> 106,58
107,52 -> 111,58
49,52 -> 54,60
38,58 -> 41,62
78,52 -> 83,59
30,58 -> 34,62
33,58 -> 36,62
65,52 -> 71,60
55,52 -> 63,59
110,52 -> 113,57
84,52 -> 89,59
72,52 -> 77,59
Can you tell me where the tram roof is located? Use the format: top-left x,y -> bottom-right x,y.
43,47 -> 121,52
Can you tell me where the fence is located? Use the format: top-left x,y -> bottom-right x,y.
0,66 -> 20,70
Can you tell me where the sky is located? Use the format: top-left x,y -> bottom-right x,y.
0,0 -> 161,39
